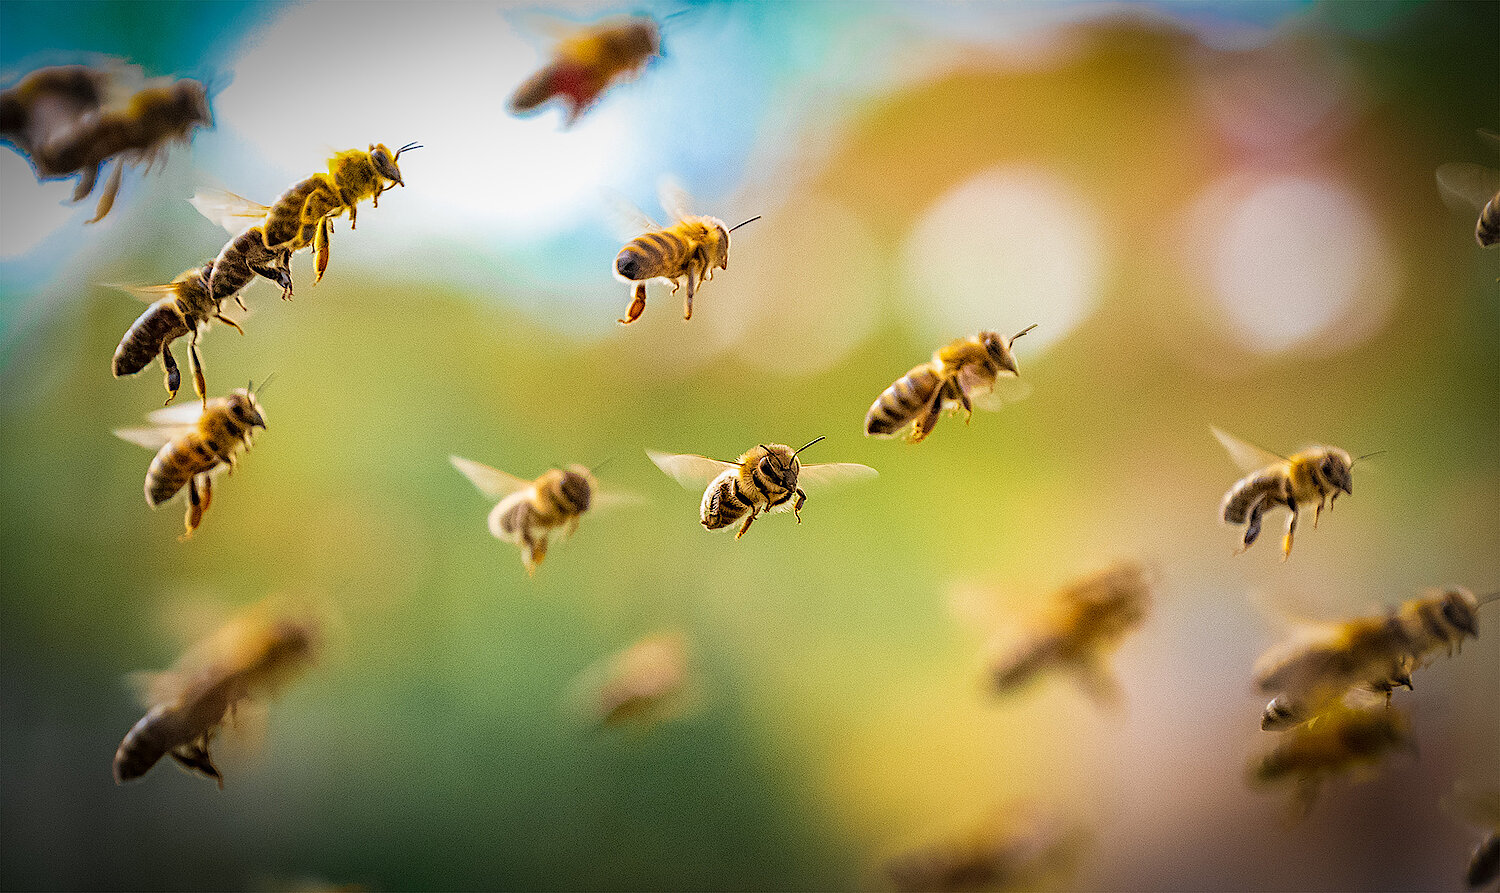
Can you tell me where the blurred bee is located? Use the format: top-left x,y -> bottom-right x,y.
111,263 -> 246,406
1436,130 -> 1500,247
1449,785 -> 1500,890
0,63 -> 211,222
883,813 -> 1081,893
865,326 -> 1037,443
114,384 -> 267,539
1249,703 -> 1411,819
451,455 -> 636,575
573,631 -> 690,729
612,180 -> 759,324
113,598 -> 319,787
509,15 -> 661,126
1256,586 -> 1494,731
190,190 -> 296,302
985,560 -> 1152,708
1213,426 -> 1377,560
648,437 -> 876,538
260,142 -> 421,283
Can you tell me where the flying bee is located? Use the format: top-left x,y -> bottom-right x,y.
114,598 -> 319,787
0,63 -> 211,222
1213,426 -> 1379,560
883,812 -> 1082,893
1255,586 -> 1494,731
260,142 -> 421,283
1249,703 -> 1412,820
111,263 -> 247,406
509,15 -> 661,126
648,437 -> 876,538
572,631 -> 691,729
1436,130 -> 1500,247
450,455 -> 637,575
114,384 -> 267,539
612,180 -> 758,324
866,326 -> 1037,443
983,561 -> 1152,709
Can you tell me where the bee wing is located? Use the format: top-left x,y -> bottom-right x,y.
657,175 -> 695,222
1436,163 -> 1500,214
602,189 -> 662,239
591,489 -> 647,512
450,455 -> 532,500
113,425 -> 188,452
646,450 -> 737,489
795,462 -> 879,490
147,401 -> 208,427
189,188 -> 272,233
1211,426 -> 1287,473
1479,129 -> 1500,152
967,374 -> 1034,412
107,281 -> 184,303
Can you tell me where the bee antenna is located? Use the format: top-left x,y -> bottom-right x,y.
589,456 -> 615,475
793,435 -> 826,456
253,373 -> 276,396
1010,324 -> 1038,346
1477,590 -> 1500,607
395,142 -> 423,158
1353,450 -> 1386,464
727,215 -> 761,233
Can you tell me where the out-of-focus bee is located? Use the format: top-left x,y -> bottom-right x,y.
260,142 -> 420,283
113,598 -> 319,787
1249,704 -> 1412,819
865,326 -> 1037,443
190,190 -> 296,302
1449,785 -> 1500,890
984,560 -> 1152,708
111,263 -> 247,406
451,454 -> 636,575
1436,130 -> 1500,248
1213,426 -> 1377,560
114,384 -> 267,539
648,437 -> 876,538
883,813 -> 1081,893
0,63 -> 211,222
573,631 -> 690,728
509,15 -> 661,126
612,181 -> 758,324
1255,586 -> 1492,731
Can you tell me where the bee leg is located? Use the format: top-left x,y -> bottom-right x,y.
618,283 -> 648,325
683,270 -> 696,320
349,204 -> 357,229
72,162 -> 99,202
792,488 -> 806,523
314,217 -> 332,284
181,476 -> 209,540
1236,494 -> 1268,555
160,344 -> 182,405
86,161 -> 124,224
215,312 -> 244,336
909,395 -> 944,444
1281,506 -> 1300,561
735,510 -> 757,539
188,331 -> 207,407
171,736 -> 223,789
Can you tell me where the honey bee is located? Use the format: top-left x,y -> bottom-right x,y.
114,384 -> 267,539
865,326 -> 1037,443
985,561 -> 1152,708
509,15 -> 661,126
0,63 -> 211,222
1436,131 -> 1500,247
1249,703 -> 1411,819
883,813 -> 1081,893
1255,586 -> 1493,731
574,631 -> 690,728
111,263 -> 247,406
189,190 -> 296,301
648,437 -> 876,538
1213,426 -> 1377,560
113,598 -> 319,787
260,142 -> 420,283
451,455 -> 635,575
612,181 -> 758,324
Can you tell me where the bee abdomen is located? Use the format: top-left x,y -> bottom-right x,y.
1222,474 -> 1281,524
865,365 -> 942,436
263,177 -> 336,248
702,478 -> 750,530
509,64 -> 561,113
114,705 -> 179,783
145,441 -> 214,507
1478,193 -> 1499,247
113,300 -> 189,377
616,231 -> 687,282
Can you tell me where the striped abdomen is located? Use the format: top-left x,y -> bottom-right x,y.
211,226 -> 288,300
1478,192 -> 1499,247
263,174 -> 340,249
1221,471 -> 1286,524
113,299 -> 189,377
144,407 -> 256,506
113,704 -> 185,782
865,363 -> 943,437
701,473 -> 758,530
616,229 -> 691,282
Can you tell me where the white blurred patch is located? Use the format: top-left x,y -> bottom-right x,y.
1184,172 -> 1397,355
0,151 -> 79,258
900,166 -> 1105,354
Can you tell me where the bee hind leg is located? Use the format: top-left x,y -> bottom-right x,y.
683,270 -> 696,320
86,161 -> 124,224
160,344 -> 181,405
188,331 -> 207,407
1235,494 -> 1268,555
735,511 -> 757,539
181,476 -> 211,540
313,217 -> 332,284
618,282 -> 648,325
215,312 -> 244,336
1281,506 -> 1300,561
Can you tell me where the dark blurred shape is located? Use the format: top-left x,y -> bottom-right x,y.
883,812 -> 1081,893
1250,704 -> 1411,821
577,630 -> 690,729
508,15 -> 659,127
1435,130 -> 1500,247
0,62 -> 211,222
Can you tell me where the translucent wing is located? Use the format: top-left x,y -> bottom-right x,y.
1435,163 -> 1500,214
795,462 -> 878,490
147,401 -> 208,427
107,281 -> 184,304
968,375 -> 1034,412
591,490 -> 647,512
450,454 -> 532,500
657,175 -> 695,222
646,450 -> 736,489
114,425 -> 188,452
189,189 -> 272,233
1211,426 -> 1286,473
1479,129 -> 1500,153
602,188 -> 661,239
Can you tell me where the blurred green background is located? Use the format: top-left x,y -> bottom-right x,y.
2,1 -> 1498,891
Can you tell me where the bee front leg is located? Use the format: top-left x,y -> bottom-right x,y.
160,344 -> 181,405
792,488 -> 806,523
1313,495 -> 1326,529
618,282 -> 648,325
215,312 -> 245,336
735,510 -> 757,539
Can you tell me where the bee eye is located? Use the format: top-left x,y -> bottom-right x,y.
1321,458 -> 1335,476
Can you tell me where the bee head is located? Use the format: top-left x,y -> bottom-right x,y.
370,142 -> 421,187
754,447 -> 796,488
227,385 -> 267,430
559,465 -> 595,513
169,79 -> 212,128
620,18 -> 661,58
981,324 -> 1036,375
1439,587 -> 1480,638
708,222 -> 732,270
1316,448 -> 1354,495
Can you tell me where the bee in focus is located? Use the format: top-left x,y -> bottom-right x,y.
883,813 -> 1081,893
612,180 -> 758,324
1213,426 -> 1376,560
111,263 -> 247,407
0,63 -> 211,222
113,598 -> 319,787
114,384 -> 267,539
865,326 -> 1037,443
509,15 -> 661,127
260,142 -> 420,284
451,454 -> 635,575
1449,785 -> 1500,890
1255,586 -> 1493,731
1436,130 -> 1500,248
572,631 -> 691,729
984,560 -> 1152,709
190,190 -> 296,302
1249,704 -> 1412,819
648,437 -> 876,538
